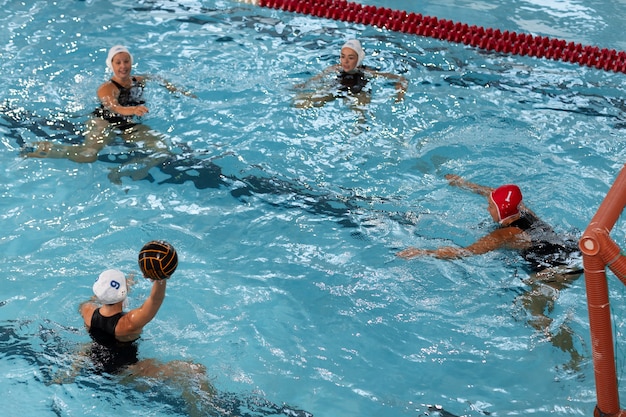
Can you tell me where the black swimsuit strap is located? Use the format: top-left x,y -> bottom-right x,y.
109,77 -> 137,90
110,79 -> 124,90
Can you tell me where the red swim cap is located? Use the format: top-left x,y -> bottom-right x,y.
490,184 -> 522,222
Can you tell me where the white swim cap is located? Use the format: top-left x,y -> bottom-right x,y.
93,269 -> 127,304
342,39 -> 365,67
106,45 -> 133,71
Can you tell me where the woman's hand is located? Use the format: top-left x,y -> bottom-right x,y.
132,105 -> 149,117
397,247 -> 430,259
445,174 -> 464,186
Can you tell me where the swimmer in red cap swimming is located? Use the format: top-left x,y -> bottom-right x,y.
398,174 -> 579,267
398,174 -> 583,370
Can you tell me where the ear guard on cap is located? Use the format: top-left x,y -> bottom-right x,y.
490,184 -> 522,223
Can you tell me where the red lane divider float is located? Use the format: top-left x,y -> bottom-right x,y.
253,0 -> 626,73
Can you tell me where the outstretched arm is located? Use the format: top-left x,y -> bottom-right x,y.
446,174 -> 534,214
365,68 -> 408,101
397,246 -> 469,259
397,227 -> 529,259
146,74 -> 197,98
445,174 -> 494,197
293,65 -> 340,89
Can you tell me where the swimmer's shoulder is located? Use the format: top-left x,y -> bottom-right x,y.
97,80 -> 120,98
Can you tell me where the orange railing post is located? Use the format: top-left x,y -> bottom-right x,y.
580,164 -> 626,417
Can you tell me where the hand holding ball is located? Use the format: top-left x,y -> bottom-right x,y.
138,240 -> 178,280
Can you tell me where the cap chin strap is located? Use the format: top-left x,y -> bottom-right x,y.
499,212 -> 519,224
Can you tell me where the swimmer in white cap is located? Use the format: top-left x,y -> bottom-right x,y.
397,174 -> 584,371
74,246 -> 310,417
22,45 -> 196,184
294,39 -> 408,109
75,248 -> 220,415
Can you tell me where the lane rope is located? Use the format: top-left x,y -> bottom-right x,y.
237,0 -> 626,73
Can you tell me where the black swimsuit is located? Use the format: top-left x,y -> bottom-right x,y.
88,308 -> 139,374
337,68 -> 369,94
93,77 -> 145,130
507,211 -> 580,272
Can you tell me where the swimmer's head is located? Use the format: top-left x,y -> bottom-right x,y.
489,184 -> 522,223
341,39 -> 365,71
106,45 -> 133,71
93,269 -> 128,305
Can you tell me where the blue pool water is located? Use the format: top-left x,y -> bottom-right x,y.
3,0 -> 626,416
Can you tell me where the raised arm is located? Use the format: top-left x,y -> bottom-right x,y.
115,280 -> 167,341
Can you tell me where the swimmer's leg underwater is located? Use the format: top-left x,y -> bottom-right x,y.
4,103 -> 419,229
518,269 -> 584,371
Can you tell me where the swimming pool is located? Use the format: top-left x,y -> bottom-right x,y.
2,0 -> 626,416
